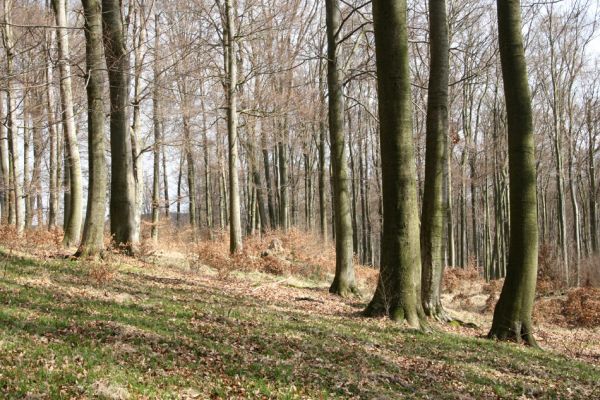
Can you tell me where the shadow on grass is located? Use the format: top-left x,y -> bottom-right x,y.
0,251 -> 598,399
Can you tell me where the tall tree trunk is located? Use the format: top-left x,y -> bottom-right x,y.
130,4 -> 147,244
102,0 -> 137,253
200,92 -> 213,231
225,0 -> 243,253
2,1 -> 25,234
318,67 -> 328,240
53,0 -> 83,246
0,91 -> 9,224
262,136 -> 276,228
162,144 -> 169,217
326,0 -> 357,296
23,106 -> 31,229
77,0 -> 107,257
45,42 -> 59,229
586,100 -> 598,254
488,0 -> 538,346
365,0 -> 424,327
421,0 -> 450,321
151,12 -> 161,242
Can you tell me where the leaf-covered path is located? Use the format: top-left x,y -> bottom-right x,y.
0,250 -> 598,399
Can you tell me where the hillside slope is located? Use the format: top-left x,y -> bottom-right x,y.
0,249 -> 598,399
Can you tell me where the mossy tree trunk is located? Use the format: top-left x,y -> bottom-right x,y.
325,0 -> 357,297
364,0 -> 425,327
488,0 -> 539,346
77,0 -> 107,257
421,0 -> 450,321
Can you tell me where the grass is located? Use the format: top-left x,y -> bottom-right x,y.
0,249 -> 598,399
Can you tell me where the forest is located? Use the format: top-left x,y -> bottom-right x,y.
0,0 -> 599,398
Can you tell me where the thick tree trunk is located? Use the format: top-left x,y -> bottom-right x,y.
102,0 -> 137,253
365,0 -> 425,327
326,0 -> 357,296
421,0 -> 451,321
488,0 -> 539,346
53,0 -> 83,246
77,0 -> 107,257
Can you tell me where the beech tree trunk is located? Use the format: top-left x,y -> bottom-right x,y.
421,0 -> 450,321
488,0 -> 539,346
326,0 -> 357,296
225,0 -> 243,253
2,0 -> 25,235
77,0 -> 107,257
102,0 -> 137,253
365,0 -> 425,327
53,0 -> 83,247
0,91 -> 9,224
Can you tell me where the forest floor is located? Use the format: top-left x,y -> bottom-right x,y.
0,230 -> 599,399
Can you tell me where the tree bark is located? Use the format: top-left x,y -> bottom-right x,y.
421,0 -> 451,321
326,0 -> 357,296
225,0 -> 243,253
77,0 -> 107,257
2,0 -> 25,234
365,0 -> 425,327
488,0 -> 539,346
102,0 -> 137,253
151,11 -> 161,242
52,0 -> 83,246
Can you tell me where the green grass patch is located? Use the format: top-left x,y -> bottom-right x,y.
0,250 -> 598,399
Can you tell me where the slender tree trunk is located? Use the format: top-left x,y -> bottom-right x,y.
201,93 -> 213,231
0,91 -> 9,224
23,106 -> 31,229
151,12 -> 161,242
365,0 -> 425,327
102,0 -> 137,253
162,144 -> 170,217
278,134 -> 289,232
488,0 -> 539,346
77,0 -> 107,257
326,0 -> 357,296
318,68 -> 328,240
2,1 -> 25,234
130,5 -> 147,244
586,101 -> 598,254
262,136 -> 276,229
446,142 -> 455,267
53,0 -> 83,246
225,0 -> 243,253
45,42 -> 58,229
421,0 -> 451,321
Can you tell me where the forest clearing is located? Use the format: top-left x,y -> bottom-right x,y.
0,228 -> 599,399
